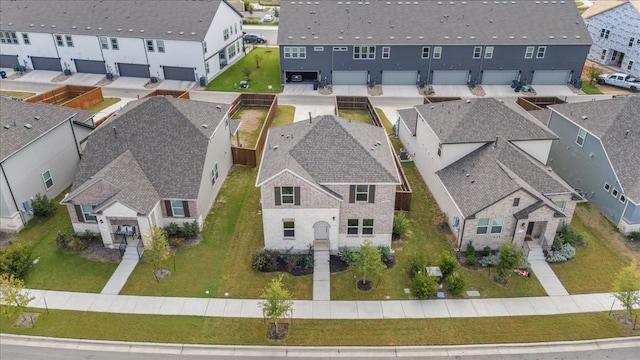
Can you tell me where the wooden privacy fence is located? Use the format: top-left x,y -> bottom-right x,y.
229,93 -> 278,167
423,96 -> 462,104
25,85 -> 103,110
142,89 -> 190,99
516,96 -> 566,110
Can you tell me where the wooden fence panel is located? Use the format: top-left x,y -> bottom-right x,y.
230,93 -> 277,167
63,87 -> 104,110
516,97 -> 543,111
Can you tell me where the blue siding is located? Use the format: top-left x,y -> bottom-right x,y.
624,202 -> 640,225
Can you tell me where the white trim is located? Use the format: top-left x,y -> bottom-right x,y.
603,182 -> 611,192
42,169 -> 54,191
524,46 -> 535,59
473,46 -> 482,59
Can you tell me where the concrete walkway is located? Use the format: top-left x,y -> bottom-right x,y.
313,240 -> 330,301
100,245 -> 140,295
528,245 -> 570,296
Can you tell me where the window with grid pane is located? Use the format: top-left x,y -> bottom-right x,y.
362,219 -> 374,235
476,218 -> 489,234
490,217 -> 504,234
283,220 -> 295,238
347,219 -> 359,235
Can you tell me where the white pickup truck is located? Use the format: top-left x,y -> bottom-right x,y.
597,73 -> 640,92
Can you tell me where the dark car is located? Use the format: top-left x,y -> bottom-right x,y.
243,34 -> 267,44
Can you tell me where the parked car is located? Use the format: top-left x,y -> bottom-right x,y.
597,73 -> 640,92
243,34 -> 267,44
262,14 -> 274,22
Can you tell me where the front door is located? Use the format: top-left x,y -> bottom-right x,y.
526,222 -> 535,236
313,221 -> 329,240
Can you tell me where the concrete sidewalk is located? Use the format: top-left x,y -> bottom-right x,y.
528,245 -> 570,296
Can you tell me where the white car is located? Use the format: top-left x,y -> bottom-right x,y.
262,14 -> 274,22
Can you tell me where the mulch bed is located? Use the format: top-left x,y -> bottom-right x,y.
267,322 -> 289,340
614,314 -> 639,331
356,279 -> 373,291
13,312 -> 40,328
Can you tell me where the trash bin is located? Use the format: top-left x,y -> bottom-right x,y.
0,71 -> 6,79
150,76 -> 158,83
106,73 -> 113,81
313,81 -> 319,90
199,76 -> 206,87
64,69 -> 71,75
511,79 -> 519,89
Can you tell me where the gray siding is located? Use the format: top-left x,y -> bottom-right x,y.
280,44 -> 590,85
547,112 -> 625,224
624,202 -> 640,225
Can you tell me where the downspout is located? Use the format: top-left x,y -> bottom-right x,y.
458,218 -> 465,249
0,162 -> 26,227
68,116 -> 82,159
511,215 -> 519,244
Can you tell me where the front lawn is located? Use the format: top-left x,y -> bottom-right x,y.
581,81 -> 603,95
206,47 -> 283,93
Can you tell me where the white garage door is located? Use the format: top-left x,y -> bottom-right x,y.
481,70 -> 519,85
532,70 -> 570,85
382,71 -> 417,85
332,71 -> 367,85
432,70 -> 469,85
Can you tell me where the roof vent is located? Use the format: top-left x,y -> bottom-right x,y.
72,25 -> 77,29
167,31 -> 173,34
273,145 -> 279,150
581,115 -> 587,120
29,24 -> 34,27
202,124 -> 208,128
389,36 -> 395,40
86,26 -> 92,30
140,30 -> 145,33
3,124 -> 11,129
34,116 -> 40,120
117,28 -> 122,32
465,99 -> 472,103
128,29 -> 133,32
24,124 -> 32,129
179,31 -> 184,35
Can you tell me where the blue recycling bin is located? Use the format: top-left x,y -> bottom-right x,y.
0,71 -> 6,79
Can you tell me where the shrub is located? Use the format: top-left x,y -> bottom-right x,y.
378,246 -> 392,264
169,237 -> 183,248
31,193 -> 56,218
466,254 -> 477,266
437,250 -> 457,277
0,242 -> 33,279
556,224 -> 584,246
409,252 -> 426,278
338,246 -> 355,265
466,241 -> 475,256
412,270 -> 438,299
55,230 -> 70,249
164,222 -> 179,238
68,236 -> 87,251
303,246 -> 314,270
479,254 -> 498,267
483,246 -> 491,257
252,249 -> 279,272
546,243 -> 576,263
81,230 -> 101,242
628,231 -> 640,242
285,255 -> 300,272
446,272 -> 465,295
392,212 -> 410,236
182,220 -> 199,239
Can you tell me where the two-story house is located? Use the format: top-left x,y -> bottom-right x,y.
0,0 -> 243,82
1,97 -> 95,232
277,0 -> 591,86
546,96 -> 640,234
583,0 -> 640,78
256,115 -> 401,253
398,98 -> 580,250
61,96 -> 233,247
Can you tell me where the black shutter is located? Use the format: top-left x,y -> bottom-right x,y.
369,185 -> 376,203
74,205 -> 85,222
183,201 -> 190,217
294,187 -> 300,205
275,187 -> 281,205
349,185 -> 355,203
165,200 -> 173,217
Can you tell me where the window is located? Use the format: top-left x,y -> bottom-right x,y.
65,35 -> 73,47
421,46 -> 430,59
576,128 -> 587,147
356,185 -> 370,202
55,34 -> 64,46
314,46 -> 324,51
234,23 -> 238,34
82,205 -> 96,222
630,37 -> 635,47
484,46 -> 494,59
228,43 -> 237,58
524,46 -> 535,59
554,200 -> 566,212
223,28 -> 229,40
283,220 -> 295,238
433,46 -> 442,59
476,218 -> 489,234
605,30 -> 610,39
628,61 -> 634,71
347,219 -> 359,235
600,49 -> 607,60
473,46 -> 482,59
620,195 -> 626,203
99,37 -> 108,49
611,188 -> 619,198
362,219 -> 374,235
210,164 -> 219,186
437,142 -> 442,157
0,31 -> 18,44
42,170 -> 54,190
513,198 -> 520,207
611,50 -> 618,61
283,46 -> 306,59
333,46 -> 348,51
603,182 -> 611,192
490,217 -> 504,234
205,61 -> 210,74
157,40 -> 165,53
382,46 -> 390,59
171,200 -> 185,217
600,28 -> 606,38
22,33 -> 30,45
536,46 -> 546,59
353,45 -> 376,59
110,38 -> 119,50
203,41 -> 207,53
146,40 -> 154,52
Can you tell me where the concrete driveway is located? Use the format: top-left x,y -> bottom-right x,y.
282,84 -> 316,95
61,73 -> 105,86
379,85 -> 420,97
104,77 -> 149,89
13,70 -> 60,83
431,85 -> 474,98
157,80 -> 196,91
332,85 -> 368,96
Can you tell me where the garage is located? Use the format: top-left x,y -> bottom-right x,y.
285,71 -> 318,83
162,66 -> 195,81
30,56 -> 62,71
532,70 -> 570,85
0,54 -> 19,68
332,71 -> 367,85
117,63 -> 150,78
431,70 -> 469,85
381,71 -> 418,85
74,59 -> 106,74
481,70 -> 519,85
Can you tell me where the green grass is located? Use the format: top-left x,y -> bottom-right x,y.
86,98 -> 120,112
270,105 -> 295,128
575,1 -> 584,7
581,81 -> 603,95
120,167 -> 313,299
206,47 -> 283,93
231,107 -> 268,148
337,109 -> 373,124
17,191 -> 117,293
552,203 -> 631,294
0,90 -> 35,99
2,308 -> 637,345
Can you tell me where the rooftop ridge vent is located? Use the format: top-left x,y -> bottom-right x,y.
24,124 -> 32,129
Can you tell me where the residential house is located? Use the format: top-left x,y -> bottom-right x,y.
397,98 -> 580,249
277,1 -> 591,86
256,115 -> 401,253
0,97 -> 95,232
0,0 -> 243,82
546,96 -> 640,234
61,96 -> 233,247
582,0 -> 640,78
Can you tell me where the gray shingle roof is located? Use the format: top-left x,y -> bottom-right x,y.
257,115 -> 400,188
397,108 -> 417,136
549,96 -> 640,200
1,0 -> 237,42
413,98 -> 557,144
437,137 -> 573,218
278,0 -> 591,46
0,97 -> 95,161
73,96 -> 230,205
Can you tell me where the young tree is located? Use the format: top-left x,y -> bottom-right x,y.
351,239 -> 386,287
255,54 -> 264,69
0,273 -> 34,321
146,226 -> 170,271
612,260 -> 640,317
259,274 -> 293,337
242,66 -> 252,80
496,242 -> 526,284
